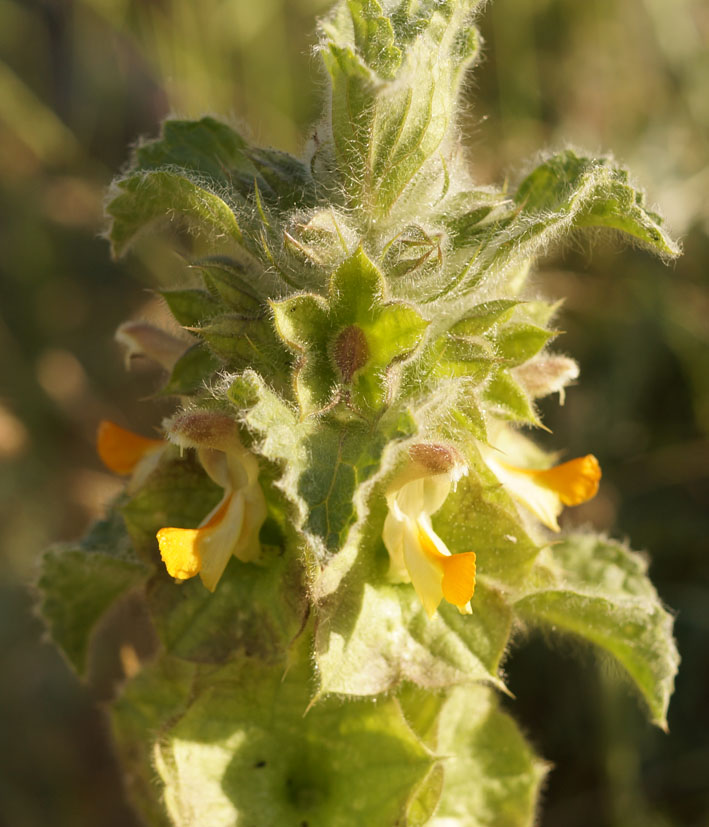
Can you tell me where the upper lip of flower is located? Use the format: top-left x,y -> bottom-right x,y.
383,450 -> 476,618
96,419 -> 165,492
97,420 -> 165,475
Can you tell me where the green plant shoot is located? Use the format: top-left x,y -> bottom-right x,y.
39,1 -> 680,824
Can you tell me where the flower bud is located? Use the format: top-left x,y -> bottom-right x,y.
333,324 -> 369,382
115,321 -> 190,372
513,354 -> 579,404
409,442 -> 467,484
164,410 -> 238,453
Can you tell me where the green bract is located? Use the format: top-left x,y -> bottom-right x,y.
39,1 -> 680,825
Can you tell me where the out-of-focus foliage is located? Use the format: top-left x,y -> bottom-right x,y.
0,0 -> 706,825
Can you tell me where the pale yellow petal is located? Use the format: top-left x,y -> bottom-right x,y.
485,453 -> 562,531
230,447 -> 261,489
197,447 -> 231,489
197,492 -> 246,592
395,478 -> 426,519
382,510 -> 409,583
403,520 -> 444,618
231,483 -> 268,563
392,474 -> 452,521
421,474 -> 453,516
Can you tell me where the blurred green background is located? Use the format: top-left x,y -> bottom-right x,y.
0,0 -> 707,825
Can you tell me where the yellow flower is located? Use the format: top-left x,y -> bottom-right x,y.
382,445 -> 476,618
97,420 -> 164,490
483,447 -> 601,532
156,412 -> 267,592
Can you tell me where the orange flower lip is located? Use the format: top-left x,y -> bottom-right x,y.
157,494 -> 236,585
417,522 -> 476,613
97,420 -> 164,475
440,550 -> 477,610
507,454 -> 601,506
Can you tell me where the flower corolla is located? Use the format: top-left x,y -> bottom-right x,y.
382,444 -> 476,618
156,411 -> 267,592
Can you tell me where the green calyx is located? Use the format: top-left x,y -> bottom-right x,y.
272,246 -> 429,414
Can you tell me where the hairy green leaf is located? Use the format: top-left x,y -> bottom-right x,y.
439,150 -> 680,300
160,288 -> 221,327
450,299 -> 520,336
483,369 -> 540,425
349,0 -> 402,78
160,343 -> 221,397
438,188 -> 508,245
195,313 -> 291,379
38,510 -> 149,675
516,151 -> 679,257
317,573 -> 512,696
148,544 -> 308,664
111,656 -> 197,827
108,170 -> 242,257
450,392 -> 488,442
193,256 -> 265,313
514,534 -> 680,729
402,684 -> 548,826
494,322 -> 555,366
136,116 -> 315,209
271,292 -> 335,413
154,653 -> 434,827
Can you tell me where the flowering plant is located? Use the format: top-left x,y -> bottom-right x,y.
39,1 -> 679,824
